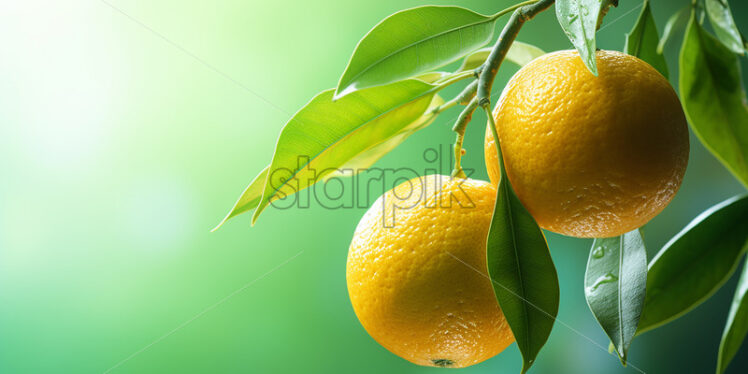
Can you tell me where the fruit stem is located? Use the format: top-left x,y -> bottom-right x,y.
432,80 -> 478,115
489,0 -> 541,21
451,96 -> 479,178
477,0 -> 555,108
435,71 -> 475,90
484,105 -> 507,180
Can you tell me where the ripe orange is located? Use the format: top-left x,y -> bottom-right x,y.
346,175 -> 514,367
485,50 -> 689,238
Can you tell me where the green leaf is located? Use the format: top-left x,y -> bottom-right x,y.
624,0 -> 668,78
212,166 -> 269,231
680,14 -> 748,188
214,93 -> 444,229
335,6 -> 499,98
252,79 -> 437,224
657,5 -> 690,54
456,41 -> 546,73
637,195 -> 748,335
555,0 -> 606,75
718,258 -> 748,374
585,230 -> 647,365
321,94 -> 443,181
705,0 -> 746,55
486,117 -> 559,374
413,71 -> 449,84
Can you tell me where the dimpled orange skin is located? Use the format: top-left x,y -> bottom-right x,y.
346,175 -> 514,368
485,50 -> 689,238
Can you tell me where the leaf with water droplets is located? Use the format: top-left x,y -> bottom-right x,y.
585,229 -> 647,365
555,0 -> 613,75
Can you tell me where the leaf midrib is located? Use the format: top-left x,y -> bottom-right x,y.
502,181 -> 532,358
573,0 -> 595,59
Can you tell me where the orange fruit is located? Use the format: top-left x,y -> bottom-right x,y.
485,50 -> 689,238
346,175 -> 513,367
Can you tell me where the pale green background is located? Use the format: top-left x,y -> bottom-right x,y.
1,0 -> 747,373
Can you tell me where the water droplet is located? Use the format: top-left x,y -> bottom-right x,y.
586,273 -> 618,293
592,246 -> 605,258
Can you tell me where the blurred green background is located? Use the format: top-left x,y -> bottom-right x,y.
1,0 -> 747,373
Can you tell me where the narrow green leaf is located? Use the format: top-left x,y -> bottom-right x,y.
252,79 -> 437,224
335,6 -> 499,98
717,258 -> 748,374
637,195 -> 748,335
212,166 -> 269,231
555,0 -> 606,75
657,6 -> 690,54
624,0 -> 669,78
456,42 -> 546,73
215,95 -> 443,229
680,14 -> 748,188
486,112 -> 559,374
585,230 -> 647,365
705,0 -> 746,55
321,94 -> 443,181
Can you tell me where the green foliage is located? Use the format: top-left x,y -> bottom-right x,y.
657,6 -> 690,53
624,0 -> 668,78
585,230 -> 647,365
456,41 -> 546,72
213,166 -> 269,231
252,80 -> 439,224
680,13 -> 748,188
637,195 -> 748,335
555,0 -> 608,75
485,110 -> 559,374
705,0 -> 746,55
335,6 -> 501,98
214,1 -> 748,371
718,259 -> 748,374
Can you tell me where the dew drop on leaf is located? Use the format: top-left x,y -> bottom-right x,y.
586,272 -> 619,294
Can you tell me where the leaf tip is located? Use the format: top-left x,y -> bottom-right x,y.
333,84 -> 357,101
616,349 -> 628,367
520,357 -> 536,374
211,211 -> 234,233
210,222 -> 224,233
587,55 -> 599,76
250,205 -> 264,226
